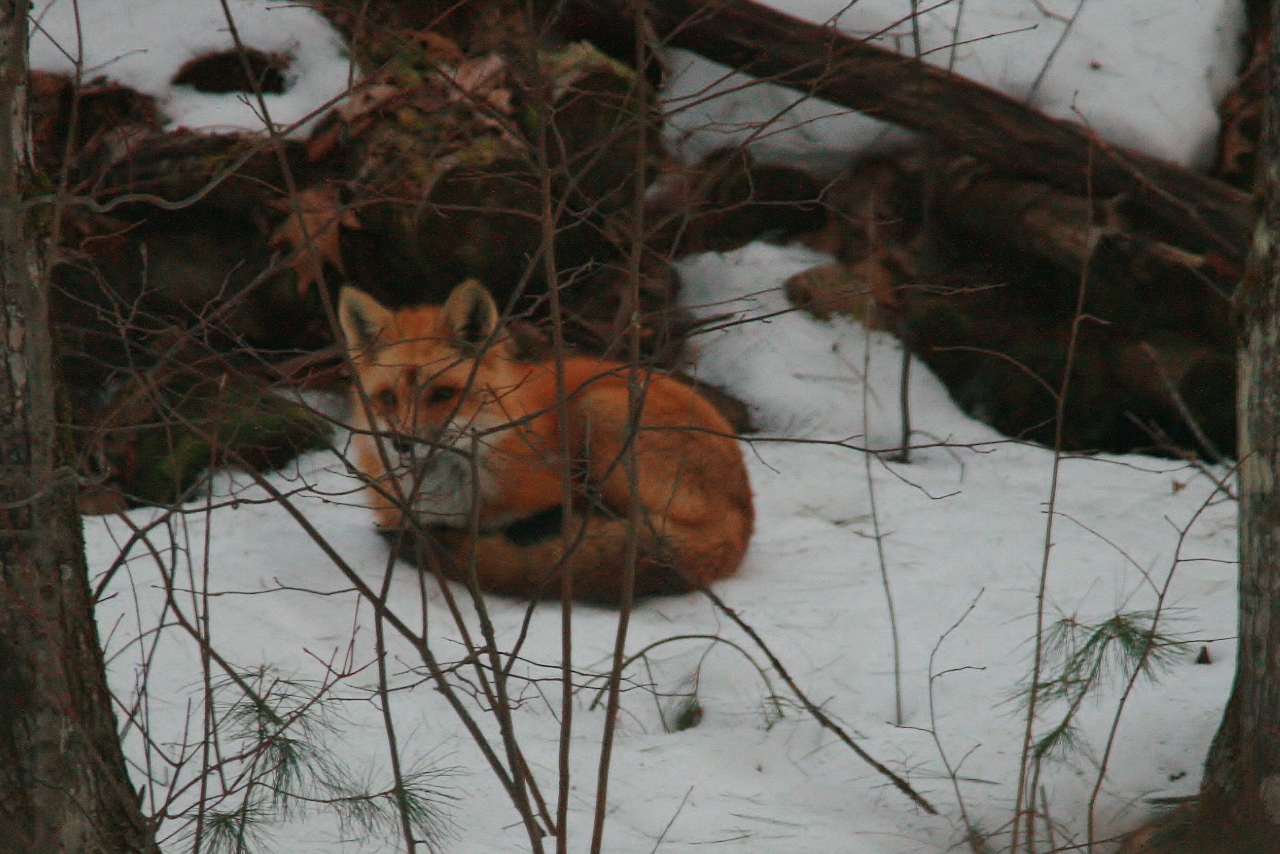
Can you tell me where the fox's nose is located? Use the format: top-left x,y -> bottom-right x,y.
392,435 -> 415,456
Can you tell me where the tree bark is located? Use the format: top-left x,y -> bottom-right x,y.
1197,1 -> 1280,849
0,2 -> 158,850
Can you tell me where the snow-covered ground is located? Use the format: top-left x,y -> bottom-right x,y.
87,242 -> 1239,853
41,0 -> 1247,851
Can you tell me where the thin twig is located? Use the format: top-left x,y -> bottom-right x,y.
1084,467 -> 1236,850
1012,136 -> 1098,854
926,590 -> 987,851
863,326 -> 904,725
699,586 -> 937,815
648,786 -> 694,854
1138,341 -> 1225,464
1026,0 -> 1087,102
589,13 -> 653,849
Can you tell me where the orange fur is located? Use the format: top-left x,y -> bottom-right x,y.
339,280 -> 754,604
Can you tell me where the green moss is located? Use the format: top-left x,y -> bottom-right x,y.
396,108 -> 427,133
544,42 -> 636,99
455,135 -> 505,168
125,390 -> 331,506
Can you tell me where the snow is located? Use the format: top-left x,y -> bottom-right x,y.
30,0 -> 352,132
57,0 -> 1246,851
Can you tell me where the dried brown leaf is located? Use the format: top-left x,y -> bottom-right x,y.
269,184 -> 360,295
412,31 -> 465,66
442,53 -> 512,115
336,83 -> 404,124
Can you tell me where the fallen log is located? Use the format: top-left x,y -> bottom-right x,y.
568,0 -> 1250,271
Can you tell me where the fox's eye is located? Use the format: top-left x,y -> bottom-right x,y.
374,389 -> 398,410
428,385 -> 460,405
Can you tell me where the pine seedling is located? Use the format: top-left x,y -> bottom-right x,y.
185,667 -> 457,853
323,762 -> 459,848
199,804 -> 272,854
1021,610 -> 1186,763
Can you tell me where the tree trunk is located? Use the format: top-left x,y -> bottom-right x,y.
0,2 -> 158,850
1197,1 -> 1280,849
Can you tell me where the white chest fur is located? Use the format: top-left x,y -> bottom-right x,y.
393,441 -> 479,528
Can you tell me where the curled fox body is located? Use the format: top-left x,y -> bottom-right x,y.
339,280 -> 754,603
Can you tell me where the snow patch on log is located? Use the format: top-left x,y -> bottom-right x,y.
29,0 -> 352,133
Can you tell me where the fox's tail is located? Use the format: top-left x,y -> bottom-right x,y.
387,510 -> 744,605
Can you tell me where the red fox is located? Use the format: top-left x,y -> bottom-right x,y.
339,280 -> 754,603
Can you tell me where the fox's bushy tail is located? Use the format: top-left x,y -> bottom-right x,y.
389,509 -> 745,605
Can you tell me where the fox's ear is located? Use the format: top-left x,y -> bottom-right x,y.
338,286 -> 393,354
442,279 -> 498,348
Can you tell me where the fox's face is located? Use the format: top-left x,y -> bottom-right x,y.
340,279 -> 518,441
339,280 -> 521,525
